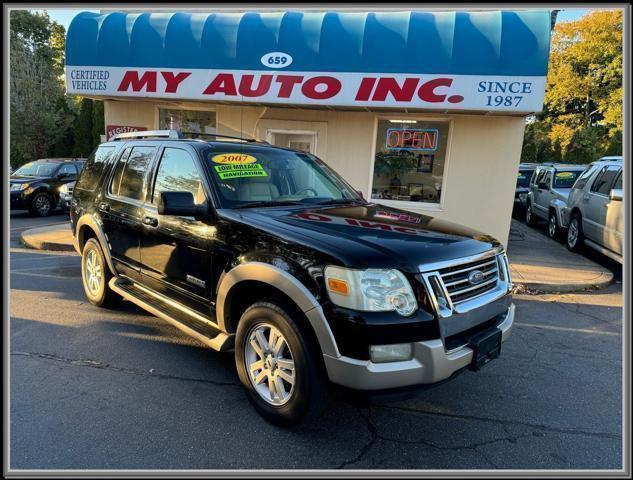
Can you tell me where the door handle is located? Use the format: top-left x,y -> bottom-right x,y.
143,216 -> 158,227
98,202 -> 110,212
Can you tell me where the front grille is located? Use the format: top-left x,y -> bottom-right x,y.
438,256 -> 500,305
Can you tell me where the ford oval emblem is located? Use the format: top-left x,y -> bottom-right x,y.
468,270 -> 485,285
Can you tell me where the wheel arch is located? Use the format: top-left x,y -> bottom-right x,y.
216,262 -> 339,357
74,214 -> 116,275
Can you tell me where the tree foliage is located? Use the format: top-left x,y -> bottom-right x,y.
521,10 -> 622,164
10,10 -> 105,167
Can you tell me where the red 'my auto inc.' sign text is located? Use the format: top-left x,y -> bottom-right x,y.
67,67 -> 547,113
106,125 -> 147,141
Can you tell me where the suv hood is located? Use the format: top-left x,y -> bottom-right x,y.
221,203 -> 502,272
10,176 -> 42,184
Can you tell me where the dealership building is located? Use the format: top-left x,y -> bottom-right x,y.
65,9 -> 552,245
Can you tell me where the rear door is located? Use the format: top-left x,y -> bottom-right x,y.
533,169 -> 552,219
584,165 -> 620,245
139,144 -> 216,316
101,144 -> 158,281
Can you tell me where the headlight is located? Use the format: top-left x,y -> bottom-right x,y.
11,183 -> 29,191
324,266 -> 417,316
59,184 -> 69,193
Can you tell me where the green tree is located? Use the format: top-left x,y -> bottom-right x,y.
92,100 -> 105,146
521,10 -> 622,164
72,98 -> 94,158
10,10 -> 74,167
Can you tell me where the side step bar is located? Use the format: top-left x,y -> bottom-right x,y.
109,278 -> 234,352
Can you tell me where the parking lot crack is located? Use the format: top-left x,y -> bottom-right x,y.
11,351 -> 240,387
372,404 -> 620,440
336,407 -> 378,469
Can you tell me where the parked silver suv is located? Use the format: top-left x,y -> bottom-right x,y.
525,164 -> 586,239
563,157 -> 623,263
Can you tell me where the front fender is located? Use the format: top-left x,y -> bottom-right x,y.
215,262 -> 339,357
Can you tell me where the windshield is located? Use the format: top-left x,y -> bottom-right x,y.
553,170 -> 582,188
516,170 -> 534,188
202,145 -> 362,208
13,161 -> 59,177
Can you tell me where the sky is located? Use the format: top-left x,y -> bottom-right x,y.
35,7 -> 591,31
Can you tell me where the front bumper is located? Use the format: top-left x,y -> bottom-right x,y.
323,303 -> 514,390
10,191 -> 29,209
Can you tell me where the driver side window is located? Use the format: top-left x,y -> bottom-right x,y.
152,148 -> 205,205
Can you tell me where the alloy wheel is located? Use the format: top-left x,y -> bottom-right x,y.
548,215 -> 557,238
568,219 -> 578,248
84,249 -> 103,296
34,194 -> 51,215
244,322 -> 296,406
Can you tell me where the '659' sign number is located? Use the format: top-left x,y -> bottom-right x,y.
261,52 -> 293,69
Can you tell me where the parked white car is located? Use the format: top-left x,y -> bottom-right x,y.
563,157 -> 623,263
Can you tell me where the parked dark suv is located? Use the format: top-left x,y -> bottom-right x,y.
10,158 -> 84,216
70,130 -> 514,425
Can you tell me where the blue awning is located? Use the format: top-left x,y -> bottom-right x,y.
66,10 -> 551,76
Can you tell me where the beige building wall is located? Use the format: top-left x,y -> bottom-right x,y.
104,99 -> 525,246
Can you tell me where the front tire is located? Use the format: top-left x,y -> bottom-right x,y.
81,238 -> 120,308
29,192 -> 53,217
547,211 -> 561,240
566,213 -> 584,253
235,302 -> 328,426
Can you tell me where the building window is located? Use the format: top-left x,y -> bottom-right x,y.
371,119 -> 449,204
158,108 -> 216,134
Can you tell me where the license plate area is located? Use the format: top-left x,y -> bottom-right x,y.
468,328 -> 502,371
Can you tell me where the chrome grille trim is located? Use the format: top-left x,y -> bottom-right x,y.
417,250 -> 511,317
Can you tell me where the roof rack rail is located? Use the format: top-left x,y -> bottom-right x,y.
180,131 -> 269,144
110,130 -> 182,141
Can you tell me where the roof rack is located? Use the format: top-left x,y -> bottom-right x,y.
109,129 -> 269,144
110,130 -> 181,141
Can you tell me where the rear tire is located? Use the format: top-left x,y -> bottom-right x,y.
525,202 -> 537,226
81,238 -> 121,308
547,211 -> 561,240
566,213 -> 584,253
235,301 -> 328,426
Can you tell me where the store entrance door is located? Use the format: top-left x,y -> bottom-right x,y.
266,130 -> 317,154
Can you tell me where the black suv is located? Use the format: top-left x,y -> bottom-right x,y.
70,130 -> 514,425
10,158 -> 84,216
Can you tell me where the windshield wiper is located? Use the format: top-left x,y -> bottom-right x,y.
314,198 -> 366,206
232,200 -> 305,209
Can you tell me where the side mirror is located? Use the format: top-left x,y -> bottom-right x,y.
609,188 -> 623,201
58,172 -> 70,179
158,191 -> 207,219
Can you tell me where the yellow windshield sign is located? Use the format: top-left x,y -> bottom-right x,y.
214,164 -> 267,179
212,153 -> 257,164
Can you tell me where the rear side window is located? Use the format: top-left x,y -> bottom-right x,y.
613,171 -> 622,190
541,171 -> 552,187
532,169 -> 545,186
573,164 -> 598,190
58,163 -> 78,176
76,146 -> 116,191
152,147 -> 205,205
591,166 -> 620,196
110,146 -> 156,201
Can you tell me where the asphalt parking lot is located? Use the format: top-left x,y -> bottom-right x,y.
8,211 -> 623,470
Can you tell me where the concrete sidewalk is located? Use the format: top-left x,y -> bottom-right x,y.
20,223 -> 75,252
20,218 -> 613,292
507,219 -> 613,293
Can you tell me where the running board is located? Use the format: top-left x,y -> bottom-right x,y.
583,239 -> 623,264
109,278 -> 234,352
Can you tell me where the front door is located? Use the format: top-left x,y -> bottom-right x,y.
139,145 -> 215,316
267,130 -> 317,154
101,144 -> 158,281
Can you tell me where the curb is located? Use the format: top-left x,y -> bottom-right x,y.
512,272 -> 614,294
20,226 -> 76,253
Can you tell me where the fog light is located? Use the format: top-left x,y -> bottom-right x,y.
370,343 -> 413,363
